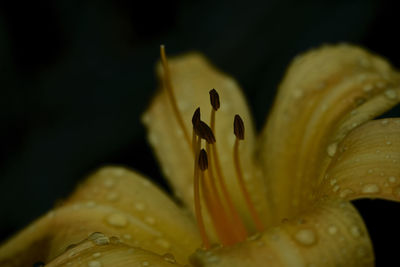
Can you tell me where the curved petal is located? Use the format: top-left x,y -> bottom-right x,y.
320,119 -> 400,201
190,198 -> 373,267
259,44 -> 400,223
143,52 -> 269,228
45,234 -> 183,267
0,167 -> 199,266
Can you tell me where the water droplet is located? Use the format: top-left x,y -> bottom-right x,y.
142,261 -> 149,266
386,140 -> 392,145
363,84 -> 373,92
145,216 -> 156,225
110,236 -> 120,244
330,179 -> 337,186
247,232 -> 262,241
328,226 -> 337,235
327,143 -> 337,157
358,57 -> 371,67
92,252 -> 101,258
376,81 -> 386,88
350,226 -> 361,237
103,179 -> 115,188
332,185 -> 340,193
123,234 -> 132,240
88,260 -> 102,267
85,201 -> 96,208
88,232 -> 106,240
135,202 -> 145,211
163,253 -> 176,263
155,238 -> 171,249
361,184 -> 380,194
388,176 -> 397,183
339,188 -> 354,198
106,213 -> 128,228
106,192 -> 119,202
385,89 -> 397,100
293,229 -> 317,246
392,186 -> 400,198
293,89 -> 304,99
381,119 -> 389,125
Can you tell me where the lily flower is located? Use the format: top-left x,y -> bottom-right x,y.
1,43 -> 400,267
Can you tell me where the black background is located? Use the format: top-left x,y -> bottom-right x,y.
0,0 -> 399,266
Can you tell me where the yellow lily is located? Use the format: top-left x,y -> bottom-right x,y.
1,43 -> 400,266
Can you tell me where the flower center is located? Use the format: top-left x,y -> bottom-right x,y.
160,46 -> 263,249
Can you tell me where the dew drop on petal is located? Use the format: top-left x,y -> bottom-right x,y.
361,184 -> 380,194
388,176 -> 397,184
106,192 -> 119,202
88,261 -> 102,267
163,253 -> 176,263
155,238 -> 171,249
145,216 -> 156,225
293,229 -> 317,246
327,143 -> 337,157
381,119 -> 389,125
350,226 -> 361,237
384,89 -> 397,100
392,186 -> 400,198
332,185 -> 340,193
92,252 -> 101,258
106,213 -> 128,228
328,226 -> 338,235
339,188 -> 354,198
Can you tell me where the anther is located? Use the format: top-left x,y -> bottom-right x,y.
198,149 -> 208,171
195,121 -> 216,144
209,89 -> 220,111
192,107 -> 201,127
234,114 -> 245,140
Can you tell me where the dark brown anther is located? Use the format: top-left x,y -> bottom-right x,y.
192,107 -> 201,127
198,149 -> 209,171
194,121 -> 216,144
234,114 -> 245,140
209,88 -> 220,110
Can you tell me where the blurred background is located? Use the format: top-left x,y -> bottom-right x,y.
0,0 -> 399,265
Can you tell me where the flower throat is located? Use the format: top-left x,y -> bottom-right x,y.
160,46 -> 263,249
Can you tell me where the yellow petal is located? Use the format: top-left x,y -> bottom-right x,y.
260,44 -> 400,223
143,52 -> 269,228
190,198 -> 373,267
0,167 -> 199,266
45,233 -> 183,267
320,118 -> 400,201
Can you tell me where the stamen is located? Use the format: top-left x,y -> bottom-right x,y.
233,115 -> 264,231
210,144 -> 248,240
194,120 -> 216,144
192,107 -> 201,153
206,143 -> 247,243
194,146 -> 210,249
199,149 -> 234,246
233,114 -> 245,140
209,89 -> 220,111
192,107 -> 201,127
207,89 -> 248,241
160,45 -> 191,147
198,149 -> 208,171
